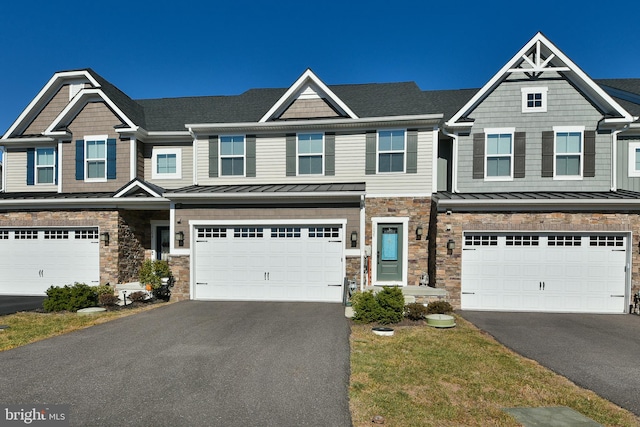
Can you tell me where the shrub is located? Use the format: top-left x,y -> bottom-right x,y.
352,287 -> 405,324
98,293 -> 119,307
139,259 -> 172,290
128,291 -> 147,303
43,283 -> 98,312
405,302 -> 428,320
93,284 -> 114,297
426,300 -> 453,314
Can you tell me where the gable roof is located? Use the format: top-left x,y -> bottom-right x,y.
447,32 -> 635,127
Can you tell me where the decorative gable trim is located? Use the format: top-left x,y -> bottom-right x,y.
259,69 -> 359,122
447,32 -> 634,128
3,70 -> 101,139
113,178 -> 165,198
44,88 -> 137,136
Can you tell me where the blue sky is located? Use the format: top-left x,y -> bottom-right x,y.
1,0 -> 640,135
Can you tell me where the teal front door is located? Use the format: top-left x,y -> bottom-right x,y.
377,224 -> 403,282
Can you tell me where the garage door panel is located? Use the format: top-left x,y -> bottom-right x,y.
194,225 -> 344,302
462,232 -> 628,313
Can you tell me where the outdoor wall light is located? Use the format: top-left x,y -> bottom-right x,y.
416,225 -> 423,240
100,232 -> 110,246
175,231 -> 185,247
350,231 -> 358,248
447,239 -> 455,251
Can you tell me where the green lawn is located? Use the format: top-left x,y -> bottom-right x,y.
350,316 -> 640,426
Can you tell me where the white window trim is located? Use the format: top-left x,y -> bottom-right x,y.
84,135 -> 108,182
35,147 -> 56,185
628,142 -> 640,178
484,127 -> 515,181
297,132 -> 324,176
521,87 -> 548,113
219,135 -> 246,177
377,129 -> 407,174
553,126 -> 584,180
152,147 -> 182,180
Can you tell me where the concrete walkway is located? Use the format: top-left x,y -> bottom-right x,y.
460,311 -> 640,417
0,301 -> 352,427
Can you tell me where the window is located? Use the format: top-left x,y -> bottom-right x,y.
220,136 -> 245,176
628,142 -> 640,177
485,129 -> 514,179
464,235 -> 498,246
85,136 -> 107,181
297,133 -> 323,175
522,87 -> 547,112
554,127 -> 583,178
36,147 -> 55,184
152,148 -> 182,180
378,130 -> 405,173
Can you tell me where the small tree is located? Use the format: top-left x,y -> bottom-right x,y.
138,259 -> 172,290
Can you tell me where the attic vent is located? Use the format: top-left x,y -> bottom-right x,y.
298,84 -> 321,100
69,82 -> 84,100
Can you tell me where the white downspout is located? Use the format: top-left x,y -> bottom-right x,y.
188,127 -> 198,186
359,194 -> 366,291
611,129 -> 621,191
441,128 -> 459,193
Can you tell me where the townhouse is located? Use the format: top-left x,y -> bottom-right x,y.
1,32 -> 640,313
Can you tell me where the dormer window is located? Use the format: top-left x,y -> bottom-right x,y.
521,87 -> 548,113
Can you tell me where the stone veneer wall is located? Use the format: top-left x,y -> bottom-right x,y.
345,256 -> 361,286
168,255 -> 190,301
0,209 -> 120,285
365,197 -> 431,286
432,210 -> 640,309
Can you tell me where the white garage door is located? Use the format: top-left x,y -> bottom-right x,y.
461,233 -> 628,313
0,228 -> 101,296
193,225 -> 344,302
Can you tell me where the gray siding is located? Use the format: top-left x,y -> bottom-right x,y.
457,77 -> 611,193
617,137 -> 640,192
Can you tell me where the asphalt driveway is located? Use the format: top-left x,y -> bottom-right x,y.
0,295 -> 45,315
0,301 -> 352,427
460,311 -> 640,417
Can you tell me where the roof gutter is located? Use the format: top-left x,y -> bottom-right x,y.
186,114 -> 443,133
436,197 -> 640,212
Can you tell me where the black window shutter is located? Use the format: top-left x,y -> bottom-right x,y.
75,140 -> 84,180
325,133 -> 335,176
106,139 -> 117,179
365,131 -> 376,175
472,133 -> 484,179
514,132 -> 526,178
406,130 -> 418,174
209,136 -> 218,178
246,135 -> 256,177
584,130 -> 596,177
286,134 -> 296,176
541,131 -> 554,177
26,148 -> 35,185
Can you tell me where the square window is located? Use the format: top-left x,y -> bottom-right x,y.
521,87 -> 548,113
152,148 -> 182,180
378,130 -> 405,173
220,136 -> 245,176
298,133 -> 323,175
628,142 -> 640,178
36,147 -> 55,184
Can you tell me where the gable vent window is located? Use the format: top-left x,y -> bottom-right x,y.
521,87 -> 548,113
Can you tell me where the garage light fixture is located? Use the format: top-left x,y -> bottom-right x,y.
100,232 -> 109,246
446,239 -> 455,251
416,225 -> 423,240
175,231 -> 185,247
350,231 -> 358,248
